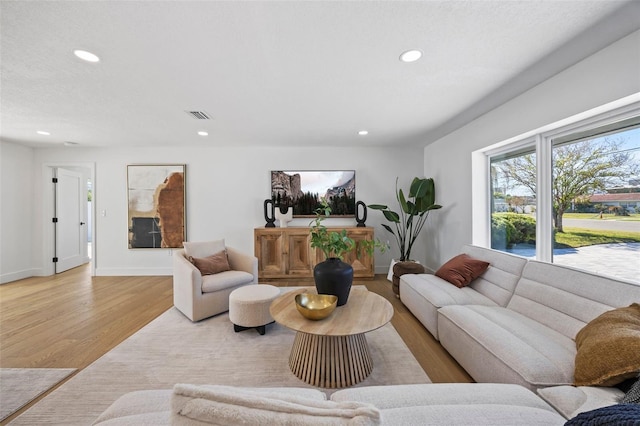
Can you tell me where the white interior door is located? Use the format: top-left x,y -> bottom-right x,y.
55,168 -> 88,273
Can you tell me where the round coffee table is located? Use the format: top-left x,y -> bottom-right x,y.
270,286 -> 393,388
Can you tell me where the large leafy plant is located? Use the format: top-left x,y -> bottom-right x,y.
368,177 -> 442,261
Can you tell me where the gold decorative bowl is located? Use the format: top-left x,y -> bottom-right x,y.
295,293 -> 338,320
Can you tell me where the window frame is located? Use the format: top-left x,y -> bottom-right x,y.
473,94 -> 640,264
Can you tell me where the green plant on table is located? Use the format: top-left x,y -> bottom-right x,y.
310,198 -> 388,259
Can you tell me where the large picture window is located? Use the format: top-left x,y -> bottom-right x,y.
476,100 -> 640,283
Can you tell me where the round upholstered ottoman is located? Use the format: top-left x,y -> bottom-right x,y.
392,261 -> 425,298
229,284 -> 280,335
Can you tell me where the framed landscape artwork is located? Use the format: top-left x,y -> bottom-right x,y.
270,170 -> 356,217
127,164 -> 186,249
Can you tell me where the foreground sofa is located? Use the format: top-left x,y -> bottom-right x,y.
93,383 -> 569,425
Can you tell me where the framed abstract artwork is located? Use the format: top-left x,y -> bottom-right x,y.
127,164 -> 186,249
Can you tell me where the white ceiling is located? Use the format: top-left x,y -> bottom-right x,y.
1,1 -> 639,149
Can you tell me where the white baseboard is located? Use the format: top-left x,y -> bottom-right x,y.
0,268 -> 40,284
95,267 -> 172,276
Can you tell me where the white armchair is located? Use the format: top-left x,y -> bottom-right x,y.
173,241 -> 258,322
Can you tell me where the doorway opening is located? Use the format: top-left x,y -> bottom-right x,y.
42,162 -> 96,277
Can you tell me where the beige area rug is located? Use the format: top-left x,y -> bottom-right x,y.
12,306 -> 430,425
0,368 -> 76,422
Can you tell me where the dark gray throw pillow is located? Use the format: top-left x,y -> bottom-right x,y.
622,375 -> 640,404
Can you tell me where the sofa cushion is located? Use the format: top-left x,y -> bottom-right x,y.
574,303 -> 640,387
94,387 -> 329,425
462,245 -> 527,306
331,383 -> 565,425
171,383 -> 380,425
437,305 -> 576,390
537,385 -> 624,419
183,239 -> 226,259
506,261 -> 640,340
201,270 -> 255,293
189,250 -> 231,275
93,389 -> 172,425
398,245 -> 527,340
399,274 -> 497,340
435,254 -> 490,288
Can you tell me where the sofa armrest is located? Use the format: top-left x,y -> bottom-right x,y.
226,247 -> 258,284
173,249 -> 203,297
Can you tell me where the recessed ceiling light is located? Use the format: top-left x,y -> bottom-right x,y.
358,130 -> 369,136
399,49 -> 422,63
74,49 -> 100,63
37,130 -> 50,135
197,131 -> 208,136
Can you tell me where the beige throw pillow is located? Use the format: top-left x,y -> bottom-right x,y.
574,303 -> 640,386
189,250 -> 231,275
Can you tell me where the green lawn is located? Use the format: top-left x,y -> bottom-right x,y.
563,212 -> 640,221
554,227 -> 640,248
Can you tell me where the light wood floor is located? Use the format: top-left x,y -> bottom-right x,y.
0,263 -> 471,423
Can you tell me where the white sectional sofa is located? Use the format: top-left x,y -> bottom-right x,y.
399,244 -> 640,392
93,383 -> 568,425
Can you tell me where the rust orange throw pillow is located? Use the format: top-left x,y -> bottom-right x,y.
574,303 -> 640,386
189,250 -> 231,275
435,254 -> 490,288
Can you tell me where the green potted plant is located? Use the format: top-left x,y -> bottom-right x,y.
368,177 -> 442,278
310,198 -> 387,305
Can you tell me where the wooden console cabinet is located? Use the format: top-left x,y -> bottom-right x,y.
254,227 -> 375,280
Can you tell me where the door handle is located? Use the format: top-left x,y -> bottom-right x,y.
80,222 -> 86,225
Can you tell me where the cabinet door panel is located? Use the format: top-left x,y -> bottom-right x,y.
342,228 -> 374,278
255,231 -> 285,277
287,232 -> 314,276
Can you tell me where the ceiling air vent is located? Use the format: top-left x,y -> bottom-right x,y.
185,110 -> 211,120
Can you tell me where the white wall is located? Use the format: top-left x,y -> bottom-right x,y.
0,142 -> 36,283
0,145 -> 422,279
422,30 -> 640,271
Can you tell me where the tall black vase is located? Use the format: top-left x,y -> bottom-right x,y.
313,258 -> 354,306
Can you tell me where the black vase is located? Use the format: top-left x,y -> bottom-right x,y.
313,258 -> 354,306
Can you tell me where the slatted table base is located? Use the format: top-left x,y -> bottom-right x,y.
289,331 -> 373,388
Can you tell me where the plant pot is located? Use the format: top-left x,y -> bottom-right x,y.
313,258 -> 354,306
387,259 -> 421,282
387,259 -> 400,281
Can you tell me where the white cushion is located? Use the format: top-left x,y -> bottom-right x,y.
537,385 -> 624,419
332,383 -> 565,425
400,274 -> 497,339
93,389 -> 172,424
201,270 -> 254,293
462,244 -> 528,306
507,260 -> 640,339
438,305 -> 576,389
183,240 -> 225,259
93,387 -> 328,425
